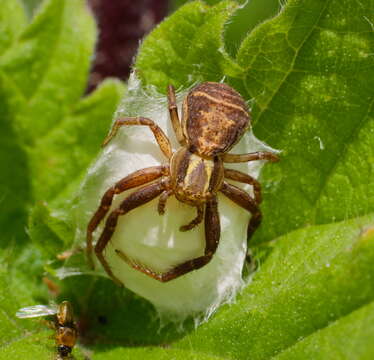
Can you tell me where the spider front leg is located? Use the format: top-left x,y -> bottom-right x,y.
167,84 -> 186,146
223,151 -> 279,163
115,197 -> 220,282
87,165 -> 168,268
95,179 -> 167,286
102,117 -> 173,159
220,181 -> 261,242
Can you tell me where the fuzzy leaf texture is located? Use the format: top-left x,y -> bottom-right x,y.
0,0 -> 124,358
0,0 -> 374,359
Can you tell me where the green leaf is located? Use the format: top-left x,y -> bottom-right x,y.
0,248 -> 53,360
0,0 -> 29,247
28,202 -> 71,257
0,247 -> 94,360
0,0 -> 96,140
236,0 -> 374,244
26,78 -> 125,259
92,346 -> 227,360
273,300 -> 374,360
29,79 -> 125,203
171,0 -> 226,10
0,0 -> 124,248
21,0 -> 44,17
0,0 -> 27,55
0,0 -> 124,357
224,0 -> 281,56
136,1 -> 242,91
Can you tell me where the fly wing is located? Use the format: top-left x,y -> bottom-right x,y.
16,304 -> 58,319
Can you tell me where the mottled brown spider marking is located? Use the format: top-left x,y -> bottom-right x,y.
197,109 -> 237,153
183,82 -> 250,157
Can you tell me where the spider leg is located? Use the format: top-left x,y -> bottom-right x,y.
220,181 -> 261,242
95,179 -> 167,286
222,151 -> 279,163
167,84 -> 186,146
86,165 -> 168,268
179,204 -> 204,231
158,189 -> 173,215
224,168 -> 262,204
102,117 -> 173,159
115,197 -> 220,282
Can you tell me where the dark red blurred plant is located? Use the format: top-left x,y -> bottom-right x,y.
88,0 -> 169,90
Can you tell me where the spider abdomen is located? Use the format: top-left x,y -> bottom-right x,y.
170,148 -> 224,205
182,82 -> 250,157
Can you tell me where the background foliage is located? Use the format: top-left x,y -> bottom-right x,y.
0,0 -> 373,359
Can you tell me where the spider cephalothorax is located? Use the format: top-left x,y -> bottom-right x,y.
86,82 -> 279,285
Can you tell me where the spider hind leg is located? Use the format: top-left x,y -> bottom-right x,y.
116,197 -> 220,282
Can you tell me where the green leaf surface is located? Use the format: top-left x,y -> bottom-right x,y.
92,346 -> 227,360
0,0 -> 96,140
28,201 -> 71,257
29,78 -> 124,203
171,0 -> 226,11
0,0 -> 30,248
224,0 -> 281,56
1,0 -> 374,358
0,0 -> 124,356
237,0 -> 374,244
0,0 -> 124,248
136,1 -> 241,91
0,248 -> 53,360
0,0 -> 27,55
273,300 -> 374,360
21,0 -> 44,17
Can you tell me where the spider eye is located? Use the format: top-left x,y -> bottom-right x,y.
58,345 -> 72,356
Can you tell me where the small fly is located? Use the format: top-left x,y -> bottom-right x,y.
16,301 -> 78,359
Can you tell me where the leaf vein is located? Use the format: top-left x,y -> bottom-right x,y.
312,96 -> 374,221
250,0 -> 330,124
